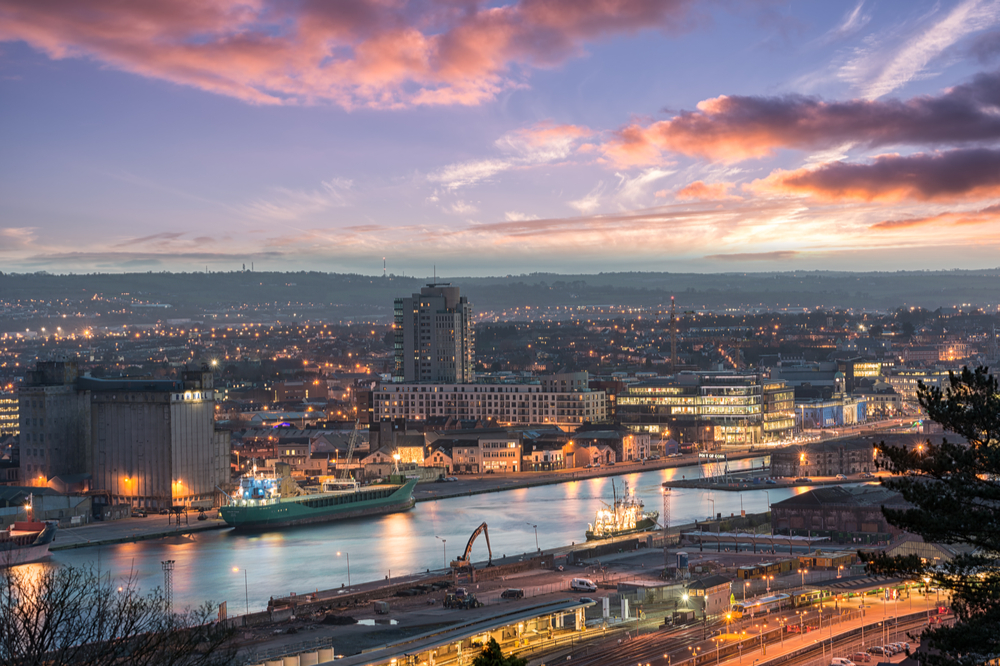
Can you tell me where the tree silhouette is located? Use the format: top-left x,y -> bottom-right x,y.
0,563 -> 238,665
868,366 -> 1000,664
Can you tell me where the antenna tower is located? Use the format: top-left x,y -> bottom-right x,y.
670,296 -> 678,373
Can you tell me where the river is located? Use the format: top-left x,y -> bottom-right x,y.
44,456 -> 816,612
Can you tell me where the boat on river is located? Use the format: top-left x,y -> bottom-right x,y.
586,481 -> 659,541
220,472 -> 418,530
1,520 -> 57,566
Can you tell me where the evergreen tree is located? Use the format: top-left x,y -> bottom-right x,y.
471,637 -> 527,666
869,366 -> 1000,664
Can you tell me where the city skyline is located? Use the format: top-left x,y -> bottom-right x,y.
3,0 -> 1000,275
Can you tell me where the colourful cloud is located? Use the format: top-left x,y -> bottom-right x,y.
871,203 -> 1000,230
751,148 -> 1000,202
598,69 -> 1000,164
703,251 -> 800,261
675,181 -> 740,201
0,0 -> 705,109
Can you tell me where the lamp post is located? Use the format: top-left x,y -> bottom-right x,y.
743,581 -> 750,602
526,522 -> 539,552
708,497 -> 715,521
798,568 -> 808,587
232,566 -> 249,616
434,536 -> 447,569
337,551 -> 351,587
764,490 -> 771,535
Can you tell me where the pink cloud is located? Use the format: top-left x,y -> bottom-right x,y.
0,0 -> 705,108
675,180 -> 740,201
597,70 -> 1000,165
871,204 -> 1000,230
750,149 -> 1000,203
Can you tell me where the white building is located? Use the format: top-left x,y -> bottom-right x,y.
373,372 -> 607,430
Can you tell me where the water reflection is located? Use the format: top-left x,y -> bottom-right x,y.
44,457 -> 809,612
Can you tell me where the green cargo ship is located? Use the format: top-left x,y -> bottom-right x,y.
220,475 -> 418,530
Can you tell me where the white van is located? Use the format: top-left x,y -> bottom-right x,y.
570,578 -> 598,592
830,659 -> 856,666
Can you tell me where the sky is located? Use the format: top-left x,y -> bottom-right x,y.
2,0 -> 1000,277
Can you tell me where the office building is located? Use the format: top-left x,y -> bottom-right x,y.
617,371 -> 794,446
393,283 -> 474,383
373,371 -> 607,430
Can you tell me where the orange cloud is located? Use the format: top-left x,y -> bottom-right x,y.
0,0 -> 706,109
675,180 -> 740,201
597,70 -> 1000,165
750,149 -> 1000,203
871,204 -> 1000,230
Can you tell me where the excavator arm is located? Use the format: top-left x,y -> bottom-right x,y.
450,522 -> 492,569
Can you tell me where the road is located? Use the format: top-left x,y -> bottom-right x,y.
553,590 -> 944,666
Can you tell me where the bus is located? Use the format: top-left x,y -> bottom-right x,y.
731,593 -> 791,619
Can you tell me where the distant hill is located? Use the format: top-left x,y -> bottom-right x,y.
2,269 -> 999,323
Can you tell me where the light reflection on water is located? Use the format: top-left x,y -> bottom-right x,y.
41,456 -> 814,612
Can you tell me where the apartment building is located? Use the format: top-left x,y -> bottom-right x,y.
373,371 -> 607,430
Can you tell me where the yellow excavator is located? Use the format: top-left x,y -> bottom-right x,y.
450,522 -> 493,570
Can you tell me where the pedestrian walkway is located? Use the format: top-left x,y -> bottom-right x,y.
51,513 -> 226,550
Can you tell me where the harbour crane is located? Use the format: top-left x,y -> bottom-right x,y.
340,421 -> 360,480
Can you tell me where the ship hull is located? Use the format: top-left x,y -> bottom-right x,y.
586,515 -> 659,542
220,478 -> 417,530
0,521 -> 56,567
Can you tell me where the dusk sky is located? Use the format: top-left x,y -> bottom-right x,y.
2,0 -> 1000,276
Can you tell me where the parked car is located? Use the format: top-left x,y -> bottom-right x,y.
131,509 -> 147,518
794,477 -> 813,483
836,474 -> 848,480
570,578 -> 598,592
850,652 -> 872,663
830,659 -> 856,666
866,647 -> 889,657
765,479 -> 778,485
500,588 -> 524,600
579,597 -> 595,604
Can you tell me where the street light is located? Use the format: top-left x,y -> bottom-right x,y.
743,581 -> 750,601
526,522 -> 539,552
798,568 -> 808,586
434,535 -> 447,569
337,551 -> 351,587
708,497 -> 715,520
232,566 -> 249,616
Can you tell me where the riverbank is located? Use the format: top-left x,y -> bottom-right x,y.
48,450 -> 769,552
662,472 -> 883,492
50,515 -> 227,551
413,448 -> 769,502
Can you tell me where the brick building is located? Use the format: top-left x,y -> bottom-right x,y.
771,486 -> 909,542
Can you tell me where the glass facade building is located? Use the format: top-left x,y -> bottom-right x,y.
617,371 -> 794,445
